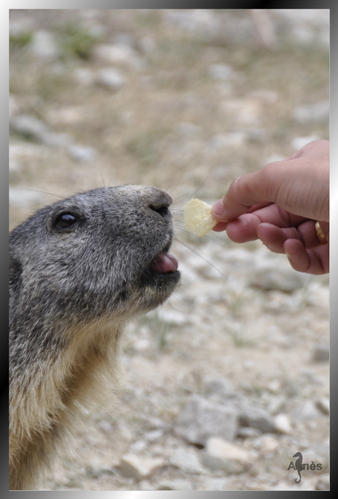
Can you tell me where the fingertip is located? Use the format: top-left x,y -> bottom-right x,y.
212,221 -> 228,232
211,200 -> 227,221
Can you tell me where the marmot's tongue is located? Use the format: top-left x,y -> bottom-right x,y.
149,252 -> 179,273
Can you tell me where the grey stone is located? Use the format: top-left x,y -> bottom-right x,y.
68,144 -> 97,163
273,413 -> 292,434
201,437 -> 252,474
29,30 -> 59,59
95,68 -> 126,90
236,402 -> 276,433
157,479 -> 193,490
173,395 -> 238,445
9,188 -> 46,208
39,132 -> 72,147
248,260 -> 308,292
204,377 -> 236,398
10,114 -> 50,141
93,43 -> 142,68
291,400 -> 321,421
119,454 -> 165,481
316,397 -> 329,415
208,63 -> 234,80
169,447 -> 204,474
312,343 -> 329,362
293,100 -> 329,123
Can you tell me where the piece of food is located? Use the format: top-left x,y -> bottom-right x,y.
183,198 -> 217,237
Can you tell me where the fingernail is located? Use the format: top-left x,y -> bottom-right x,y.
212,200 -> 227,221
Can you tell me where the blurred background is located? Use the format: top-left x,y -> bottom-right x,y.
9,9 -> 329,491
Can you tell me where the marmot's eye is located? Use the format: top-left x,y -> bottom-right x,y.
53,213 -> 80,230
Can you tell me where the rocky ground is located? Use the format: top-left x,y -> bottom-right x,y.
9,9 -> 329,491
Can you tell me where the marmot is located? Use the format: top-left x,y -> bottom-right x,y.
9,185 -> 180,490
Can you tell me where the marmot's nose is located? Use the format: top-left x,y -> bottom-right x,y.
144,188 -> 172,219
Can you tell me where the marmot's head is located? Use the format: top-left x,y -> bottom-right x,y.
9,186 -> 180,328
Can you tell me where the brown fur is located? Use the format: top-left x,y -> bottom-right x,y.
9,186 -> 180,489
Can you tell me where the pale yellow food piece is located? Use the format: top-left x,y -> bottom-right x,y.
183,198 -> 217,237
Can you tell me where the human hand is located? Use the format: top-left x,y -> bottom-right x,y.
211,140 -> 329,274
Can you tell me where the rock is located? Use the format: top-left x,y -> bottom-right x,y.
315,474 -> 330,491
118,454 -> 165,481
68,144 -> 97,163
10,114 -> 49,141
312,343 -> 329,362
208,63 -> 234,80
9,94 -> 20,118
293,101 -> 329,123
175,121 -> 201,137
291,400 -> 321,420
199,477 -> 228,490
173,395 -> 238,445
9,187 -> 46,208
237,401 -> 276,433
156,307 -> 188,326
29,30 -> 59,59
92,43 -> 142,68
208,132 -> 246,151
169,448 -> 204,474
248,259 -> 308,292
10,114 -> 71,146
274,413 -> 292,434
95,68 -> 126,90
39,132 -> 72,147
204,377 -> 236,399
201,437 -> 252,474
157,479 -> 193,490
251,434 -> 279,453
144,429 -> 163,442
73,67 -> 94,85
316,397 -> 329,415
237,427 -> 261,439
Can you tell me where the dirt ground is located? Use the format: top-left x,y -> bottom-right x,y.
9,9 -> 329,491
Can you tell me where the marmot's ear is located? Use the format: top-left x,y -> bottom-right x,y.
9,257 -> 22,289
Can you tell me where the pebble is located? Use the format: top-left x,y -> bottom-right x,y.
9,187 -> 46,208
68,144 -> 97,163
156,307 -> 189,326
157,479 -> 193,490
9,94 -> 20,118
10,114 -> 50,141
248,259 -> 309,292
292,101 -> 329,123
208,63 -> 235,80
118,454 -> 165,481
204,376 -> 236,399
312,343 -> 329,362
208,132 -> 246,151
169,447 -> 204,474
291,400 -> 321,421
29,30 -> 60,59
251,434 -> 279,453
92,43 -> 142,68
40,132 -> 72,147
10,114 -> 71,146
274,413 -> 292,434
201,437 -> 252,474
173,395 -> 238,445
316,397 -> 329,415
236,401 -> 276,433
95,68 -> 126,90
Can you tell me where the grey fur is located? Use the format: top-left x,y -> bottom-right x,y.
9,185 -> 180,490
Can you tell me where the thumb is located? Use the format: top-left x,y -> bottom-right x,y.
211,167 -> 278,222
